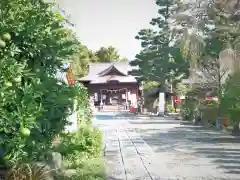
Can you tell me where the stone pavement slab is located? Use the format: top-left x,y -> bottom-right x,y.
128,117 -> 240,180
117,127 -> 152,180
103,129 -> 126,180
95,114 -> 240,180
100,120 -> 181,180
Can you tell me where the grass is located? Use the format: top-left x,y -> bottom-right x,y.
76,158 -> 106,180
5,158 -> 106,180
62,157 -> 106,180
53,123 -> 106,180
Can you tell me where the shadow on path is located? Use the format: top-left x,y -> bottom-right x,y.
131,120 -> 240,177
95,112 -> 135,121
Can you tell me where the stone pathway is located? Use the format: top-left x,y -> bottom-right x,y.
98,121 -> 174,180
94,114 -> 240,180
104,124 -> 155,180
129,118 -> 240,180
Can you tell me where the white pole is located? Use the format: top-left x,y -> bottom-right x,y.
158,91 -> 165,116
100,90 -> 103,110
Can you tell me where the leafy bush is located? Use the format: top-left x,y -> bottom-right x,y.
142,81 -> 161,91
165,103 -> 175,113
63,159 -> 106,180
221,71 -> 240,130
0,0 -> 83,165
179,98 -> 196,120
52,123 -> 104,180
54,124 -> 103,167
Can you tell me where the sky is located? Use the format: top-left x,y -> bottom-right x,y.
57,0 -> 158,60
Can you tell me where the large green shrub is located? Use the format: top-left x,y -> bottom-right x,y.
165,103 -> 175,113
0,0 -> 82,165
221,71 -> 240,130
179,98 -> 196,120
54,124 -> 103,167
74,83 -> 92,124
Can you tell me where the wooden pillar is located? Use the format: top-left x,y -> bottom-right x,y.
125,89 -> 128,110
125,89 -> 128,103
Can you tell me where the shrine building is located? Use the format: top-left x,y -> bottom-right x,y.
79,62 -> 140,110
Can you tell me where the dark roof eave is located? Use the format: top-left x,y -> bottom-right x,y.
79,79 -> 91,82
98,65 -> 127,76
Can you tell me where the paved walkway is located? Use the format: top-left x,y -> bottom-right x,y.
94,113 -> 240,180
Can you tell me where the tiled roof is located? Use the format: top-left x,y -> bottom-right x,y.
98,65 -> 127,76
79,62 -> 138,83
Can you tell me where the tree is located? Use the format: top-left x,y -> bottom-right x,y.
174,0 -> 240,127
71,45 -> 128,79
0,0 -> 82,164
95,46 -> 127,62
184,0 -> 240,91
177,0 -> 240,66
128,0 -> 190,112
129,0 -> 188,85
88,49 -> 99,63
71,44 -> 92,78
221,71 -> 240,132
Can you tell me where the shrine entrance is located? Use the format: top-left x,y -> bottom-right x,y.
99,88 -> 130,111
79,62 -> 140,112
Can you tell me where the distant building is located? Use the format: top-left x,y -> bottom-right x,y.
79,62 -> 140,111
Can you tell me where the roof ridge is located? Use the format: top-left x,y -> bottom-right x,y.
97,64 -> 127,76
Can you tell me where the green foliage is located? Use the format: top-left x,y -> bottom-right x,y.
221,71 -> 240,126
175,83 -> 189,96
71,44 -> 91,78
142,81 -> 161,91
178,0 -> 240,69
5,123 -> 105,180
95,46 -> 127,62
0,0 -> 83,165
129,0 -> 189,83
204,99 -> 218,108
54,124 -> 102,163
53,123 -> 105,180
71,45 -> 128,79
179,98 -> 197,120
73,83 -> 89,109
63,159 -> 106,180
165,103 -> 175,113
73,83 -> 92,124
